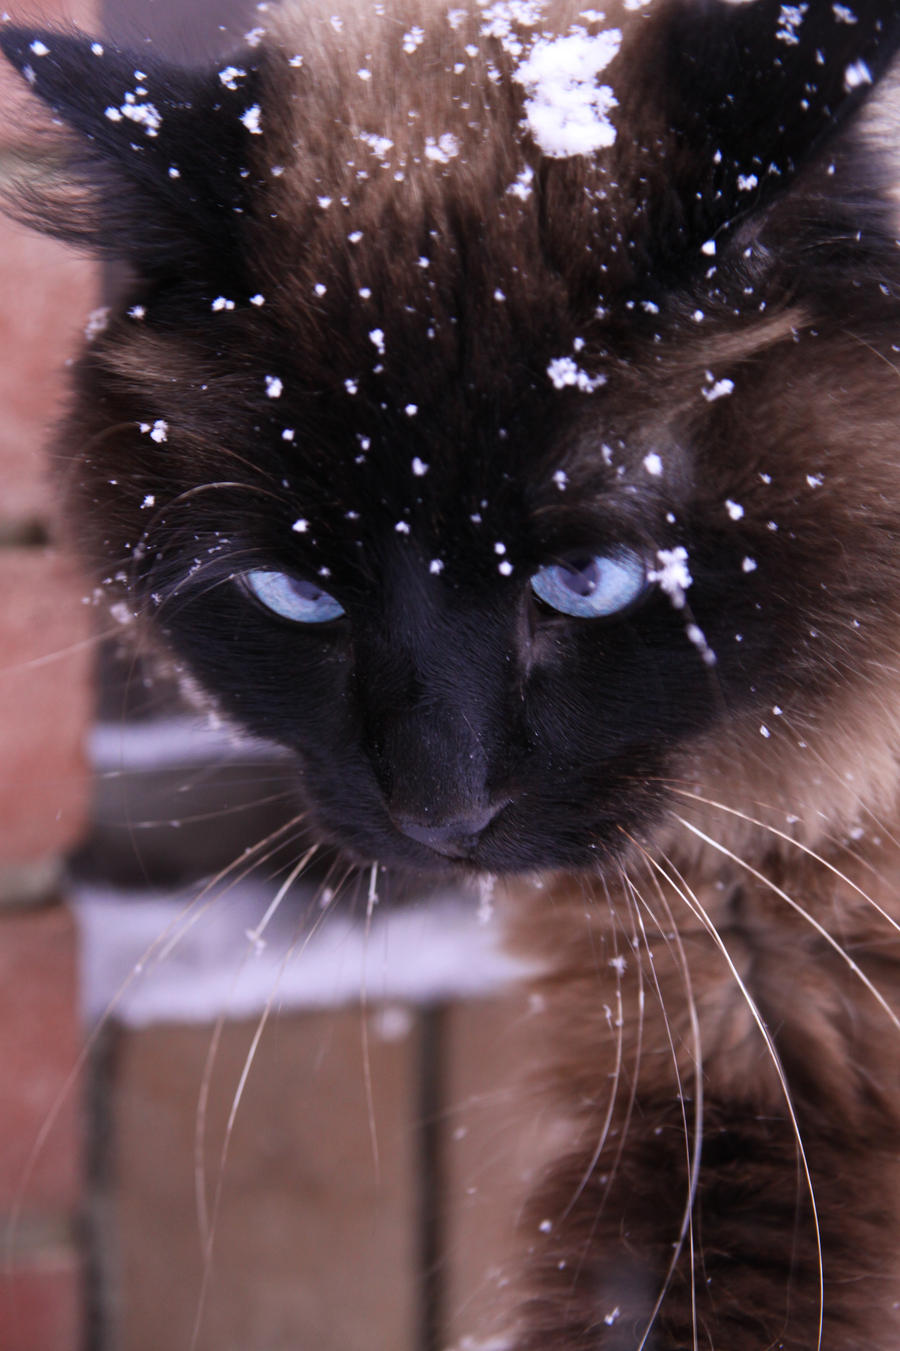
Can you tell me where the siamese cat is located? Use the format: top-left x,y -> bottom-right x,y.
5,0 -> 900,1343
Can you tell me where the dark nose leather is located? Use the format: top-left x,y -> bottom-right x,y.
393,803 -> 503,857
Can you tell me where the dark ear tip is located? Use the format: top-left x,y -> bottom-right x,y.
0,25 -> 98,82
0,26 -> 46,71
0,25 -> 58,69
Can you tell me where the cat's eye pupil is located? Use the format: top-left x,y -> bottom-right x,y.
530,549 -> 646,619
556,558 -> 601,597
243,568 -> 345,623
290,577 -> 330,604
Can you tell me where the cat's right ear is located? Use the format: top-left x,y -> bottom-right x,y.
0,26 -> 263,276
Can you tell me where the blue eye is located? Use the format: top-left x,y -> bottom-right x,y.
530,549 -> 647,618
244,569 -> 345,623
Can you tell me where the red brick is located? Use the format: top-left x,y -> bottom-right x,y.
0,0 -> 101,522
0,1245 -> 83,1351
0,224 -> 98,523
0,549 -> 93,865
0,905 -> 82,1211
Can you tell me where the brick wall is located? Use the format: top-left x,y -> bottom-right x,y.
0,4 -> 99,1347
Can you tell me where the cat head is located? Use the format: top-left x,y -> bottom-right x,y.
5,0 -> 900,876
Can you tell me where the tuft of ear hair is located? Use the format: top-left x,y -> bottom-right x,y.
0,26 -> 264,277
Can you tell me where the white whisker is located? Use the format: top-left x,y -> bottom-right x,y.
638,841 -> 825,1351
673,814 -> 900,1035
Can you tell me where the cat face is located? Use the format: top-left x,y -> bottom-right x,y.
6,0 -> 900,874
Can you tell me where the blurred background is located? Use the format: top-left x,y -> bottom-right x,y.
0,3 -> 554,1347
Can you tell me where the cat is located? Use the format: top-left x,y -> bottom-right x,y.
4,0 -> 900,1344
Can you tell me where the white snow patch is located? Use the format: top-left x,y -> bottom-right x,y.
776,4 -> 807,45
73,880 -> 530,1026
507,164 -> 535,200
702,374 -> 734,402
369,328 -> 386,354
643,452 -> 663,476
106,97 -> 162,137
514,29 -> 621,158
844,59 -> 871,90
139,419 -> 169,444
424,132 -> 461,163
546,355 -> 605,392
649,546 -> 692,608
292,518 -> 308,533
265,374 -> 283,398
241,103 -> 263,134
218,65 -> 247,90
686,623 -> 716,666
29,39 -> 49,56
429,558 -> 444,574
725,499 -> 744,520
412,457 -> 429,475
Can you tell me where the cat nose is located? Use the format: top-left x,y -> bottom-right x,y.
392,802 -> 504,857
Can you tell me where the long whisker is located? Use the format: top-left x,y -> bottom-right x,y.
670,787 -> 900,939
360,861 -> 382,1182
635,839 -> 825,1351
621,862 -> 703,1351
193,842 -> 324,1247
672,814 -> 900,1035
189,858 -> 353,1351
560,882 -> 628,1219
2,808 -> 306,1314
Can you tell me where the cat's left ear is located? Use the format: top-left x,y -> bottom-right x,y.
629,0 -> 900,256
0,26 -> 262,275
